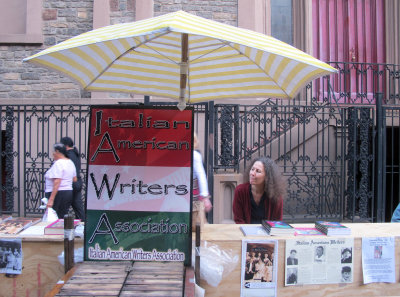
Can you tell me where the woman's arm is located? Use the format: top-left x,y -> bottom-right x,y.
270,197 -> 283,221
47,178 -> 61,208
233,186 -> 247,224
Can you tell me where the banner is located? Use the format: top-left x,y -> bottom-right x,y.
84,106 -> 193,266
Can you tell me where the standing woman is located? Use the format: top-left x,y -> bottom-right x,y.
233,157 -> 286,224
45,143 -> 77,218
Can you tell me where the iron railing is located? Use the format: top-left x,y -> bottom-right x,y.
0,103 -> 211,217
1,62 -> 400,222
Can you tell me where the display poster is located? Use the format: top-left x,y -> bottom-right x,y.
285,238 -> 354,285
84,106 -> 193,266
362,237 -> 395,284
241,239 -> 278,297
0,239 -> 22,275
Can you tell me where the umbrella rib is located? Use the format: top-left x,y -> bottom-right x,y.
189,43 -> 230,63
216,39 -> 292,98
85,30 -> 178,90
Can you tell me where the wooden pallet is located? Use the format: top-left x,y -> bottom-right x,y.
54,261 -> 185,297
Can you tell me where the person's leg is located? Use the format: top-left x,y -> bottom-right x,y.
71,190 -> 85,221
53,190 -> 73,219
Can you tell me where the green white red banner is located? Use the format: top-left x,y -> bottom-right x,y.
84,106 -> 193,266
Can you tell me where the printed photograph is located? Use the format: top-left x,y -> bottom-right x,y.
341,266 -> 352,282
341,247 -> 352,263
314,245 -> 326,262
286,267 -> 298,284
287,249 -> 298,265
0,239 -> 23,275
244,242 -> 275,283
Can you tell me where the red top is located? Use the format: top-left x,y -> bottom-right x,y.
233,183 -> 283,224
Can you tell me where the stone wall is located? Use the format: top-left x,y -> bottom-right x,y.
0,0 -> 239,100
154,0 -> 237,26
0,0 -> 94,99
110,0 -> 135,24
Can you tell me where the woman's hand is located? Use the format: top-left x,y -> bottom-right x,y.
200,195 -> 212,212
47,178 -> 61,208
46,200 -> 54,208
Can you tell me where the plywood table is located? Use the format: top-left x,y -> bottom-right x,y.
0,222 -> 83,297
198,223 -> 400,297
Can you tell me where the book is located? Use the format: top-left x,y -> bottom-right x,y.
44,219 -> 81,235
0,217 -> 40,234
315,221 -> 351,236
294,227 -> 325,236
240,225 -> 270,236
261,220 -> 295,236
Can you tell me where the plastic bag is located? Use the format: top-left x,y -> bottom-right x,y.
193,241 -> 239,287
42,207 -> 58,222
58,247 -> 84,265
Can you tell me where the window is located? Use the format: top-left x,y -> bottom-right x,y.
0,0 -> 43,44
271,0 -> 293,45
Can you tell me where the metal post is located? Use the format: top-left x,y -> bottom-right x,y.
195,224 -> 200,285
207,101 -> 214,223
64,214 -> 75,273
375,93 -> 384,222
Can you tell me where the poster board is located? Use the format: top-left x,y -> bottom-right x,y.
84,105 -> 193,266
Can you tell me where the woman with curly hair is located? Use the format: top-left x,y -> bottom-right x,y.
233,156 -> 286,224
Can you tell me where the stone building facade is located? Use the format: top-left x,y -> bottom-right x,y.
0,0 -> 240,102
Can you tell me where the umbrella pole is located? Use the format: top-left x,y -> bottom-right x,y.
177,33 -> 188,111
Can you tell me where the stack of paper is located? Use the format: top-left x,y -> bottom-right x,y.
315,221 -> 351,236
261,220 -> 295,236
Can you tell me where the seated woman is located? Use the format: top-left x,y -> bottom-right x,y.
233,156 -> 286,224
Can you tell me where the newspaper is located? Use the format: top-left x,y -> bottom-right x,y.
285,237 -> 354,285
362,237 -> 395,284
241,239 -> 278,297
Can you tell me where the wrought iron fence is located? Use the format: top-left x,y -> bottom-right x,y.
325,62 -> 400,104
1,62 -> 399,222
0,103 -> 210,217
0,105 -> 91,217
214,101 -> 347,222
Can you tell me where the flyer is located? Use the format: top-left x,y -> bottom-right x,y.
362,237 -> 395,284
285,237 -> 354,285
241,239 -> 278,297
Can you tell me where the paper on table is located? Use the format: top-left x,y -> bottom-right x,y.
362,237 -> 395,284
19,225 -> 46,236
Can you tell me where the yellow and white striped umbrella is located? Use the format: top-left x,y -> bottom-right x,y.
24,10 -> 336,109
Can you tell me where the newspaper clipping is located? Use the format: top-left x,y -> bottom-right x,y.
285,237 -> 354,286
241,239 -> 278,297
362,237 -> 395,284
